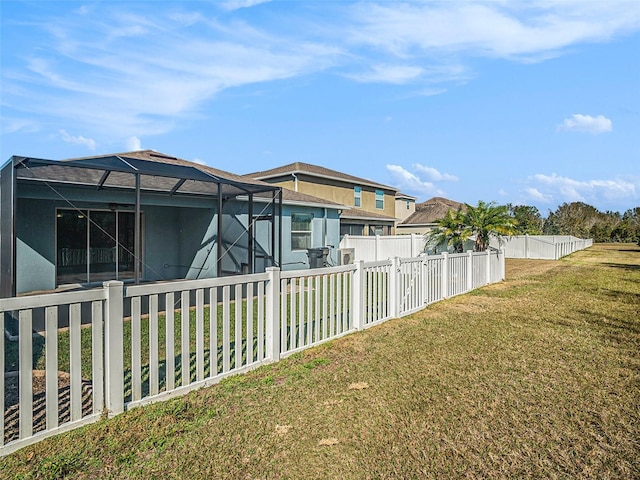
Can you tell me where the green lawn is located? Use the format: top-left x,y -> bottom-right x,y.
2,243 -> 639,479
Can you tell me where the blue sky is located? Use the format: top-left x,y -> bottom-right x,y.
2,1 -> 639,215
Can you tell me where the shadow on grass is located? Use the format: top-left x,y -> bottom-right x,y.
604,263 -> 640,271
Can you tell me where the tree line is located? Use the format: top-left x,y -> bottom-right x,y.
511,202 -> 640,244
426,201 -> 640,253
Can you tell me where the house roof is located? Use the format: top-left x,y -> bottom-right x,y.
245,161 -> 398,192
399,197 -> 466,226
340,207 -> 397,223
11,150 -> 279,198
395,192 -> 417,200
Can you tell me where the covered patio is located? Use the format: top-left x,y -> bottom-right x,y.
0,151 -> 283,297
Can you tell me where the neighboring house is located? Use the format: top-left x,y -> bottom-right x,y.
246,162 -> 399,236
269,188 -> 345,269
0,150 -> 343,297
395,192 -> 416,223
396,197 -> 465,235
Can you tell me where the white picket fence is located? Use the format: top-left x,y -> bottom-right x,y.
341,234 -> 592,262
1,250 -> 504,456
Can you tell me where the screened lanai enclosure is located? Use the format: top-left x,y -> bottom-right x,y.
0,151 -> 283,298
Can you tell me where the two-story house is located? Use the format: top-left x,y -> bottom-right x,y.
246,162 -> 400,236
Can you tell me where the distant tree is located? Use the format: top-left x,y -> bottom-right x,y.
543,202 -> 599,238
508,204 -> 543,235
542,202 -> 640,243
424,208 -> 468,253
464,201 -> 517,252
622,207 -> 640,244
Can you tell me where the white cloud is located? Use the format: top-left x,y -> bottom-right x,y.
385,164 -> 457,197
345,64 -> 424,84
4,1 -> 640,145
526,173 -> 638,205
126,136 -> 141,151
387,164 -> 438,192
59,129 -> 96,150
349,2 -> 640,60
412,164 -> 458,182
558,114 -> 613,134
3,8 -> 341,140
523,187 -> 553,203
220,0 -> 271,11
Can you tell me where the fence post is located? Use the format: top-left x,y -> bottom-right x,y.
375,235 -> 381,261
352,261 -> 364,330
389,257 -> 399,318
466,251 -> 473,292
103,280 -> 124,416
485,250 -> 491,285
265,267 -> 281,362
500,249 -> 506,280
441,252 -> 449,299
525,234 -> 529,259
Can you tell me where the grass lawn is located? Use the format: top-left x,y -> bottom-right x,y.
2,243 -> 639,479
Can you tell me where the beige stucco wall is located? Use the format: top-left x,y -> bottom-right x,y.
395,224 -> 434,235
263,174 -> 397,220
395,197 -> 416,222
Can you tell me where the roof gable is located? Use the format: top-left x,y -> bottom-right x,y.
246,161 -> 397,192
400,197 -> 466,225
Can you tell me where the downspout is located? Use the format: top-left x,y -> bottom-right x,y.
291,173 -> 298,192
323,208 -> 327,246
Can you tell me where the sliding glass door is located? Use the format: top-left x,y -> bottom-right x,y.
56,209 -> 140,285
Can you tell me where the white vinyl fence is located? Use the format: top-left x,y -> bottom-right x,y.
342,234 -> 592,262
1,250 -> 504,456
340,234 -> 426,262
490,235 -> 593,259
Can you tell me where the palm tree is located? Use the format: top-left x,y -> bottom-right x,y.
425,208 -> 469,254
463,201 -> 517,252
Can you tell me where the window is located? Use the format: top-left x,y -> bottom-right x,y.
340,223 -> 364,236
291,213 -> 313,250
406,200 -> 410,210
354,186 -> 361,207
369,225 -> 389,236
375,190 -> 384,209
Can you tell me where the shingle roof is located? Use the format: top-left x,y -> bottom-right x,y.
67,150 -> 271,188
395,192 -> 416,200
245,161 -> 397,192
340,208 -> 397,222
399,197 -> 466,225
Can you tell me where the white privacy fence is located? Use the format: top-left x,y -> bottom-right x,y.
491,235 -> 593,259
1,250 -> 504,456
342,234 -> 593,262
340,234 -> 426,262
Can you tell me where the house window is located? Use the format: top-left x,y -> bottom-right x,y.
375,190 -> 384,209
406,200 -> 410,210
354,186 -> 361,207
369,225 -> 389,236
340,223 -> 364,236
291,213 -> 313,250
